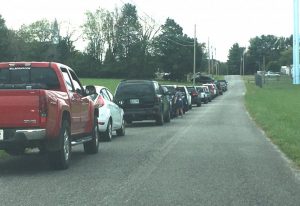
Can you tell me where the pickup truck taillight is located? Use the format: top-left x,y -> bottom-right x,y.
39,94 -> 48,123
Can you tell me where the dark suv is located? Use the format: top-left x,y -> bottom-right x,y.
114,80 -> 171,125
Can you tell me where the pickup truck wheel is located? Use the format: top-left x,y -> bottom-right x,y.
48,120 -> 71,170
103,120 -> 113,141
84,117 -> 100,154
116,118 -> 125,136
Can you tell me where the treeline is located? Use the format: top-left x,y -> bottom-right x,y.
227,35 -> 293,75
0,3 -> 207,80
0,3 -> 293,78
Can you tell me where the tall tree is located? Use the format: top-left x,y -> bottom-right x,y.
82,8 -> 107,62
114,3 -> 142,76
103,8 -> 120,68
18,19 -> 52,43
0,15 -> 10,61
227,43 -> 244,75
153,18 -> 203,80
51,19 -> 60,44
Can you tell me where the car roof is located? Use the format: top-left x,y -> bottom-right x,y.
120,79 -> 157,84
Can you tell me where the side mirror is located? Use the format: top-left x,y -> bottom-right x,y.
85,85 -> 97,95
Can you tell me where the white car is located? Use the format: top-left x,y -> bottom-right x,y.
85,85 -> 125,141
176,85 -> 192,110
265,71 -> 280,77
195,86 -> 209,104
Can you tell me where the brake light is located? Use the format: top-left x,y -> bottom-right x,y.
39,93 -> 48,124
191,91 -> 198,97
97,95 -> 105,107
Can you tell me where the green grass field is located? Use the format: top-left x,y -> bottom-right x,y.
80,78 -> 196,94
244,75 -> 300,166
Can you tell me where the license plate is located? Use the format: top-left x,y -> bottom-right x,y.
0,129 -> 3,141
130,99 -> 139,104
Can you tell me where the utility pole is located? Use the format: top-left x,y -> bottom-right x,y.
208,38 -> 210,75
193,24 -> 196,86
293,0 -> 300,84
243,49 -> 245,76
215,48 -> 217,76
211,47 -> 214,76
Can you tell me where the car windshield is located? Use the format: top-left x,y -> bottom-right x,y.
177,87 -> 185,93
186,87 -> 194,92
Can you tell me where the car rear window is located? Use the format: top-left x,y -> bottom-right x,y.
177,87 -> 185,93
186,87 -> 194,92
115,83 -> 154,97
164,86 -> 175,94
0,67 -> 60,90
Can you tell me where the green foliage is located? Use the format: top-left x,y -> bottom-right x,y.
245,76 -> 300,166
245,35 -> 291,74
82,8 -> 107,62
17,19 -> 53,43
266,61 -> 281,72
227,43 -> 244,75
0,15 -> 10,61
153,18 -> 204,81
0,150 -> 8,158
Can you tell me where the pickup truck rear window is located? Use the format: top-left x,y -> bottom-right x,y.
0,67 -> 60,90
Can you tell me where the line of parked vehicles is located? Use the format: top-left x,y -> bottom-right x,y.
90,79 -> 228,142
0,61 -> 227,170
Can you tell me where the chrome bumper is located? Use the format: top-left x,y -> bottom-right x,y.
15,129 -> 46,140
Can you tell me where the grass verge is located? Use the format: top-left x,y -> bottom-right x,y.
244,75 -> 300,166
0,150 -> 7,158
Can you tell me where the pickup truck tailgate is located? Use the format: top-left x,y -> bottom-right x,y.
0,90 -> 41,128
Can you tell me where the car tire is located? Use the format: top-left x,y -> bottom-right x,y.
48,120 -> 71,170
156,112 -> 164,126
116,118 -> 125,136
103,120 -> 113,141
84,117 -> 99,154
196,102 -> 201,107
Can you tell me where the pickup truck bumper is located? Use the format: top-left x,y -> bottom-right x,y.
0,128 -> 46,149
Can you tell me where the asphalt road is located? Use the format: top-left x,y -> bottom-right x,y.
1,75 -> 300,206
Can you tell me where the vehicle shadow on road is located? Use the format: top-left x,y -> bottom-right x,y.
126,121 -> 162,128
0,150 -> 96,176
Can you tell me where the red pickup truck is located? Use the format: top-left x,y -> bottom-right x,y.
0,62 -> 99,169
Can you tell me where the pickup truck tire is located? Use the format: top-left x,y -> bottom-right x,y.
116,118 -> 125,136
48,120 -> 71,170
84,117 -> 99,154
102,120 -> 113,142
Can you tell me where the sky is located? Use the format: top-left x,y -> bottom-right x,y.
0,0 -> 294,62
